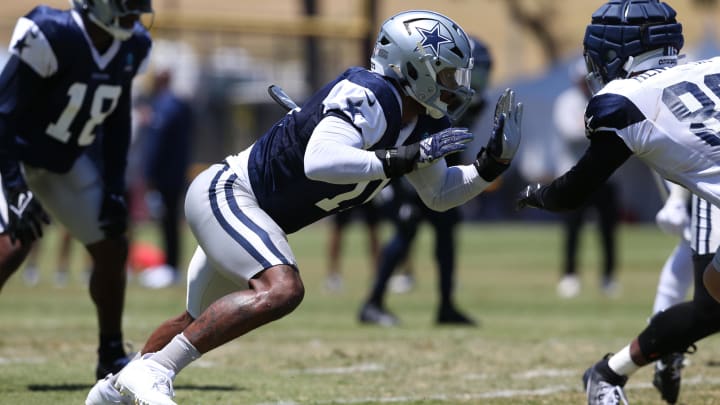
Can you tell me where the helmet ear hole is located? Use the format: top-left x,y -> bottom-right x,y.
449,46 -> 464,59
406,62 -> 418,81
379,36 -> 390,46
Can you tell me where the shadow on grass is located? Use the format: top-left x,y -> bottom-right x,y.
27,383 -> 242,392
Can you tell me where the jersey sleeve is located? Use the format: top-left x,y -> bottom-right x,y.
8,15 -> 58,78
584,92 -> 646,141
0,55 -> 46,189
321,80 -> 389,149
131,27 -> 152,76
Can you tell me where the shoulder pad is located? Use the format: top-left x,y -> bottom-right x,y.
585,93 -> 645,134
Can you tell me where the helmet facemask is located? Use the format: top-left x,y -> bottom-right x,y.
73,0 -> 154,40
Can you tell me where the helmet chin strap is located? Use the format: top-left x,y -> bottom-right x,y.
622,47 -> 679,78
426,106 -> 444,119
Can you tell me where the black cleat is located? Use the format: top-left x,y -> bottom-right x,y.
582,356 -> 629,405
653,352 -> 684,404
95,355 -> 132,380
358,303 -> 399,327
436,305 -> 477,326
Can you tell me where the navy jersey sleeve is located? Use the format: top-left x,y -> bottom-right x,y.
584,92 -> 646,136
533,132 -> 632,211
0,55 -> 45,189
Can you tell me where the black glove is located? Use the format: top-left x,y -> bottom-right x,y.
99,191 -> 128,238
375,127 -> 473,178
474,88 -> 523,182
5,187 -> 50,245
516,183 -> 544,210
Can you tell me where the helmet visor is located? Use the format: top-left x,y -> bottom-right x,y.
437,67 -> 474,121
437,67 -> 471,91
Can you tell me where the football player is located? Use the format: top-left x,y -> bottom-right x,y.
516,1 -> 720,404
0,0 -> 152,382
358,35 -> 494,327
86,9 -> 523,405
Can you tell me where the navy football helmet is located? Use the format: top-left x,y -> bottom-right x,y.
583,0 -> 684,93
73,0 -> 154,40
370,10 -> 475,122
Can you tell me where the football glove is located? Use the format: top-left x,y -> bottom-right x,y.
474,88 -> 523,181
5,187 -> 50,245
99,191 -> 128,238
375,127 -> 473,178
516,183 -> 544,210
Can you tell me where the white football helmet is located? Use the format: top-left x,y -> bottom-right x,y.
370,10 -> 475,122
72,0 -> 154,40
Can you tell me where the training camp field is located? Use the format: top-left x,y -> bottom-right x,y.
1,221 -> 720,404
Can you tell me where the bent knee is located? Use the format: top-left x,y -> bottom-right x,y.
272,276 -> 305,315
256,269 -> 305,318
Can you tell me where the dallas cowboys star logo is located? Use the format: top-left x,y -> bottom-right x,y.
13,28 -> 38,55
416,23 -> 452,57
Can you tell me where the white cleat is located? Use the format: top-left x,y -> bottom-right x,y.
115,355 -> 177,405
86,373 -> 128,405
557,274 -> 581,298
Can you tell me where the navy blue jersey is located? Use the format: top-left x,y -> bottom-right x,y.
243,67 -> 450,233
0,6 -> 151,191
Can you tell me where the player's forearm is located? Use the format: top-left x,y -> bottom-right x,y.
534,133 -> 631,211
406,163 -> 490,211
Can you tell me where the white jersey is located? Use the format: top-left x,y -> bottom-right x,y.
587,57 -> 720,207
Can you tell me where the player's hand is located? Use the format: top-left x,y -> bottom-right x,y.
655,198 -> 689,236
99,191 -> 128,238
516,183 -> 544,210
474,88 -> 523,181
416,127 -> 473,168
5,187 -> 50,245
375,127 -> 473,178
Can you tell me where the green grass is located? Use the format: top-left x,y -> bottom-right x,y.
1,221 -> 719,404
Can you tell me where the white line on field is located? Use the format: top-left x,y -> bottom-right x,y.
257,371 -> 720,404
512,368 -> 576,379
307,385 -> 572,404
289,363 -> 384,375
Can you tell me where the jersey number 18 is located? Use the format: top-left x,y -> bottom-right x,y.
45,82 -> 122,146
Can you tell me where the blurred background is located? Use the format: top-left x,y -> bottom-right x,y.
2,0 -> 720,223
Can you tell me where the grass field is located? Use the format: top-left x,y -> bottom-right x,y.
1,221 -> 720,404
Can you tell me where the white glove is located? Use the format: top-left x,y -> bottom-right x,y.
655,197 -> 689,237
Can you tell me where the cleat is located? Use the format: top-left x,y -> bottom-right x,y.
436,305 -> 477,326
582,356 -> 629,405
557,274 -> 580,298
653,352 -> 684,404
96,356 -> 132,381
115,354 -> 177,405
601,277 -> 621,298
86,373 -> 128,405
358,302 -> 399,327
